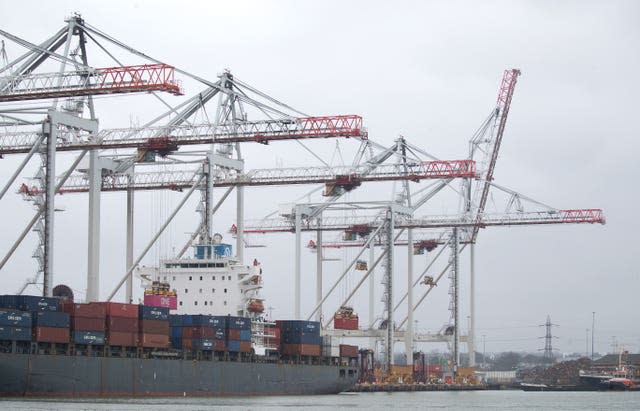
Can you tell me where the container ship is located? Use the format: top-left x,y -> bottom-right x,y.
0,239 -> 359,397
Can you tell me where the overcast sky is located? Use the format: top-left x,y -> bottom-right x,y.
0,0 -> 638,356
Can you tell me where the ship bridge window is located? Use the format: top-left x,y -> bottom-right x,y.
216,263 -> 225,268
204,301 -> 208,306
212,288 -> 215,293
224,301 -> 227,306
212,276 -> 216,281
163,276 -> 167,281
189,263 -> 197,268
228,275 -> 231,280
179,301 -> 183,306
200,276 -> 203,280
199,289 -> 202,293
195,301 -> 198,306
184,289 -> 188,294
172,276 -> 176,281
224,288 -> 227,293
189,276 -> 192,281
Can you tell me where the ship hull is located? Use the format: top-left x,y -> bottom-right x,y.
0,352 -> 357,397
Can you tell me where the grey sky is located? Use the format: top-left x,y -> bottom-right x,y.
0,0 -> 638,356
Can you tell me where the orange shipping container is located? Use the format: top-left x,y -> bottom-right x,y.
33,326 -> 69,343
139,333 -> 169,348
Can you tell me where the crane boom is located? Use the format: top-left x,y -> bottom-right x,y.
19,159 -> 476,194
471,68 -> 521,242
240,209 -> 605,233
0,115 -> 367,155
0,63 -> 183,102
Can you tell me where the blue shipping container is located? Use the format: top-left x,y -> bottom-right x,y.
17,295 -> 59,312
227,340 -> 240,352
192,339 -> 214,350
0,326 -> 31,341
227,316 -> 250,330
170,337 -> 182,349
192,315 -> 225,328
72,331 -> 105,345
139,305 -> 169,321
281,331 -> 322,345
278,320 -> 320,334
0,309 -> 32,327
170,326 -> 183,338
181,314 -> 194,326
32,311 -> 70,328
239,329 -> 251,341
169,314 -> 184,327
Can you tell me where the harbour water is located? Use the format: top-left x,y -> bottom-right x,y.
2,391 -> 640,411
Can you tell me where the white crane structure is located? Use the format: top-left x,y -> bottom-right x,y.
0,17 -> 605,376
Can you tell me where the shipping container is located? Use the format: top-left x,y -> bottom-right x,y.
170,326 -> 183,339
276,320 -> 320,333
239,329 -> 251,341
143,294 -> 177,310
70,317 -> 105,332
339,344 -> 359,357
169,314 -> 184,327
139,319 -> 169,335
138,305 -> 169,321
191,338 -> 213,350
239,341 -> 252,353
170,337 -> 182,349
106,331 -> 137,347
72,331 -> 105,345
190,315 -> 226,328
0,325 -> 31,341
213,339 -> 226,351
60,302 -> 106,318
227,340 -> 241,352
213,328 -> 225,340
334,317 -> 358,330
282,343 -> 321,357
280,330 -> 322,345
21,295 -> 60,312
0,309 -> 32,327
94,302 -> 138,318
139,333 -> 169,348
33,326 -> 69,343
227,316 -> 250,330
227,328 -> 240,340
106,316 -> 138,332
32,311 -> 70,328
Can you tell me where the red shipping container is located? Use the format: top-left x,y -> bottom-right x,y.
334,317 -> 358,330
239,341 -> 252,353
227,328 -> 241,340
94,302 -> 138,318
33,326 -> 69,343
107,316 -> 138,332
182,338 -> 192,349
339,344 -> 359,357
71,317 -> 105,331
61,302 -> 107,318
214,340 -> 226,351
183,327 -> 214,339
282,343 -> 321,357
139,333 -> 169,348
107,331 -> 137,347
139,319 -> 169,335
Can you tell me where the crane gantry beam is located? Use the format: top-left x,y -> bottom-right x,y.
0,64 -> 184,102
0,115 -> 367,156
240,209 -> 605,233
19,159 -> 476,194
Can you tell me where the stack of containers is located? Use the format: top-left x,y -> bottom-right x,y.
182,315 -> 227,351
226,316 -> 251,353
2,295 -> 67,344
169,314 -> 184,349
97,302 -> 138,347
264,323 -> 280,352
0,307 -> 31,342
138,305 -> 169,348
278,320 -> 321,357
61,302 -> 106,345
